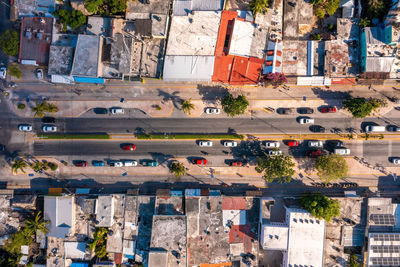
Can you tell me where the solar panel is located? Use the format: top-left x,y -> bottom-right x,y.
373,233 -> 400,241
370,257 -> 400,266
371,245 -> 400,253
370,214 -> 396,225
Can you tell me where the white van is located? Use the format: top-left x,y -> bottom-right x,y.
124,160 -> 138,167
110,108 -> 124,114
365,125 -> 385,133
333,148 -> 350,155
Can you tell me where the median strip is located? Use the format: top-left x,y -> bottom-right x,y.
136,134 -> 244,140
37,134 -> 110,139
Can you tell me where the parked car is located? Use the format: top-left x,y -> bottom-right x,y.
122,144 -> 136,151
299,117 -> 314,124
0,66 -> 6,79
192,158 -> 207,165
41,117 -> 56,123
277,108 -> 294,115
230,161 -> 244,166
124,160 -> 138,167
320,106 -> 337,113
0,144 -> 4,151
307,150 -> 322,157
94,108 -> 108,114
143,160 -> 158,167
365,125 -> 385,133
333,148 -> 350,155
223,141 -> 237,147
264,141 -> 280,148
110,161 -> 123,167
110,107 -> 124,114
391,97 -> 400,104
42,125 -> 57,132
74,160 -> 87,167
268,150 -> 282,156
205,107 -> 221,114
287,140 -> 299,147
18,124 -> 32,132
307,140 -> 323,147
388,125 -> 400,132
326,140 -> 343,148
199,141 -> 213,147
297,107 -> 314,114
36,68 -> 43,80
92,160 -> 105,167
309,125 -> 325,133
391,157 -> 400,164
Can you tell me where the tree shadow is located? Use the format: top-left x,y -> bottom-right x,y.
197,84 -> 229,104
311,87 -> 351,107
157,89 -> 183,109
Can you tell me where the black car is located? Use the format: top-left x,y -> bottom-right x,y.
297,107 -> 314,114
0,144 -> 4,151
326,140 -> 343,149
93,108 -> 108,114
41,117 -> 56,123
309,125 -> 325,133
277,108 -> 294,115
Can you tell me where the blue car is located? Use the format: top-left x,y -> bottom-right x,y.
92,160 -> 105,167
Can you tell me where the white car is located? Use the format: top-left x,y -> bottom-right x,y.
224,141 -> 237,147
110,161 -> 123,167
333,148 -> 350,155
205,107 -> 221,114
18,124 -> 32,132
0,66 -> 6,79
264,141 -> 280,148
307,140 -> 323,147
36,69 -> 43,80
299,117 -> 315,124
124,160 -> 138,167
268,150 -> 282,156
42,125 -> 57,132
199,141 -> 213,147
391,158 -> 400,164
110,108 -> 124,114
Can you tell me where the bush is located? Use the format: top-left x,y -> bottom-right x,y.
327,24 -> 335,32
53,9 -> 87,30
221,93 -> 249,117
48,162 -> 58,171
0,30 -> 19,56
300,193 -> 340,222
8,65 -> 22,79
263,72 -> 287,88
325,0 -> 340,15
343,97 -> 386,118
311,33 -> 321,40
155,105 -> 162,110
17,103 -> 25,110
315,6 -> 326,18
85,0 -> 127,15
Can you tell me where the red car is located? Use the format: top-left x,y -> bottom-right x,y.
192,159 -> 207,165
230,161 -> 243,167
287,140 -> 299,147
320,106 -> 337,113
307,150 -> 322,157
122,144 -> 136,151
74,160 -> 87,167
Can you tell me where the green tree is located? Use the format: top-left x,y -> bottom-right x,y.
300,193 -> 341,222
249,0 -> 268,16
31,161 -> 48,173
48,162 -> 58,171
85,0 -> 104,13
109,0 -> 127,14
315,154 -> 349,183
367,0 -> 389,20
315,7 -> 326,18
89,227 -> 108,259
324,0 -> 340,15
0,30 -> 19,56
169,162 -> 186,178
44,103 -> 59,114
4,227 -> 32,255
181,99 -> 195,115
256,153 -> 295,183
31,101 -> 47,118
24,211 -> 50,237
53,9 -> 87,30
358,18 -> 371,28
343,97 -> 385,118
11,158 -> 27,174
17,103 -> 25,110
221,93 -> 249,117
8,65 -> 22,79
349,254 -> 359,267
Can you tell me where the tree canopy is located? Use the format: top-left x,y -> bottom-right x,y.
300,193 -> 341,222
256,153 -> 295,183
85,0 -> 127,15
0,30 -> 19,56
221,93 -> 249,117
315,154 -> 348,183
348,254 -> 359,267
88,227 -> 108,259
181,99 -> 195,115
8,65 -> 22,79
31,101 -> 59,118
53,9 -> 87,30
11,159 -> 27,174
343,97 -> 387,118
249,0 -> 268,16
312,0 -> 340,18
169,162 -> 186,178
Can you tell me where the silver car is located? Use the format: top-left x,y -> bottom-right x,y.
18,124 -> 32,132
299,117 -> 314,124
0,66 -> 6,79
391,158 -> 400,164
264,141 -> 280,148
42,125 -> 57,132
224,141 -> 237,147
110,161 -> 123,167
307,140 -> 323,147
268,150 -> 282,156
199,141 -> 213,147
205,107 -> 221,114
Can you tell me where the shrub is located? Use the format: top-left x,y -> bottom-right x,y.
0,30 -> 19,56
8,65 -> 22,79
17,103 -> 25,110
48,162 -> 58,171
221,93 -> 249,117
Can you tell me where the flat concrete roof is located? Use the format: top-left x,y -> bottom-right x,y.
135,196 -> 156,264
123,195 -> 138,240
87,17 -> 112,36
155,196 -> 184,215
282,40 -> 307,75
64,241 -> 87,260
71,34 -> 101,77
95,195 -> 114,227
44,196 -> 75,238
126,0 -> 169,19
261,223 -> 289,250
48,45 -> 74,75
163,55 -> 215,81
229,19 -> 254,57
166,11 -> 221,56
107,194 -> 125,253
148,250 -> 168,267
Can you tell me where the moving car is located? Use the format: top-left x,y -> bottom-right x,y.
192,158 -> 207,165
309,125 -> 325,133
122,144 -> 136,151
110,161 -> 123,167
110,107 -> 124,114
287,140 -> 299,147
74,160 -> 87,167
143,160 -> 158,167
333,148 -> 350,155
199,141 -> 213,147
18,124 -> 32,132
320,106 -> 337,113
92,160 -> 105,167
36,69 -> 43,80
230,161 -> 244,166
307,140 -> 323,147
307,150 -> 322,157
205,107 -> 221,114
391,157 -> 400,164
299,117 -> 314,124
268,150 -> 282,156
223,141 -> 237,147
124,160 -> 138,167
297,107 -> 314,114
42,125 -> 57,132
0,66 -> 6,79
41,117 -> 56,123
388,125 -> 400,132
277,108 -> 294,115
264,141 -> 280,148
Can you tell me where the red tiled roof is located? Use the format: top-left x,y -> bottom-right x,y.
114,253 -> 122,264
222,197 -> 246,210
229,224 -> 256,252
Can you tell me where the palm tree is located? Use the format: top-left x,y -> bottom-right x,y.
249,0 -> 269,16
11,158 -> 27,174
45,103 -> 59,114
31,161 -> 47,173
31,101 -> 46,118
169,162 -> 186,178
24,211 -> 49,237
181,99 -> 195,115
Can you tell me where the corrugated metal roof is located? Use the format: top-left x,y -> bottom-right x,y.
163,55 -> 215,81
173,0 -> 223,16
365,57 -> 394,72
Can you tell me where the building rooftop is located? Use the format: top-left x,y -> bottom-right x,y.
173,0 -> 223,16
135,196 -> 156,264
64,241 -> 87,260
48,45 -> 74,75
367,232 -> 400,266
148,250 -> 168,267
368,198 -> 400,231
14,0 -> 55,17
87,17 -> 112,37
106,194 -> 125,253
19,17 -> 53,65
163,55 -> 215,81
123,195 -> 138,241
155,196 -> 184,215
71,34 -> 101,77
11,194 -> 36,210
126,0 -> 169,19
95,195 -> 114,227
261,224 -> 289,250
166,11 -> 221,56
44,196 -> 75,238
282,40 -> 308,75
150,215 -> 187,267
